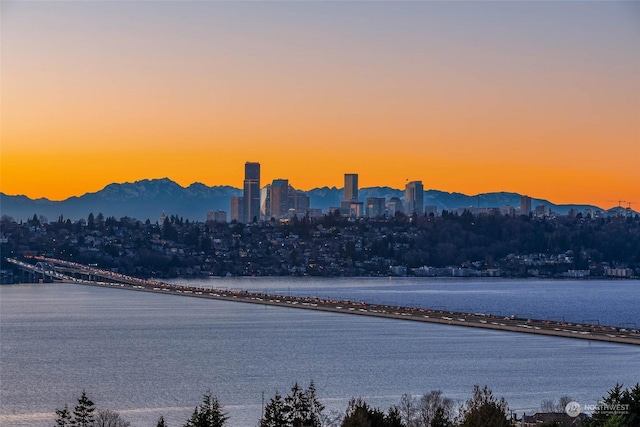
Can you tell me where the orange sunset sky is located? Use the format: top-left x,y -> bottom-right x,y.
1,1 -> 639,209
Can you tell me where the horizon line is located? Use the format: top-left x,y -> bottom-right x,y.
0,177 -> 627,211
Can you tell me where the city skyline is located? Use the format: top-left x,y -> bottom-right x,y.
2,1 -> 639,209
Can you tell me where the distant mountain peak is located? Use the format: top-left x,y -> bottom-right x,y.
0,180 -> 616,222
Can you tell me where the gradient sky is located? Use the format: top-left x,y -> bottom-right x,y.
2,1 -> 639,209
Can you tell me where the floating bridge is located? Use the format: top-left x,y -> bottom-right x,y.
6,256 -> 640,346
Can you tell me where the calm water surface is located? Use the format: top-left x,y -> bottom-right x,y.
1,279 -> 639,426
165,277 -> 640,326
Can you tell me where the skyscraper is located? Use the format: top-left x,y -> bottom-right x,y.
270,179 -> 290,218
343,173 -> 358,202
386,197 -> 404,215
520,195 -> 532,215
243,162 -> 260,223
366,197 -> 386,218
230,196 -> 243,222
260,185 -> 271,221
293,191 -> 310,215
405,181 -> 424,215
341,173 -> 362,218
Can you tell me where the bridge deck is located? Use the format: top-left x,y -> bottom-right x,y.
8,256 -> 640,346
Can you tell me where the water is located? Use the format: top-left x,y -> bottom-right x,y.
1,279 -> 639,426
163,277 -> 640,326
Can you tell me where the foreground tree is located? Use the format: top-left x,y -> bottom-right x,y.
262,381 -> 325,427
184,392 -> 228,427
54,403 -> 72,427
395,391 -> 455,427
417,390 -> 455,427
94,409 -> 130,427
72,390 -> 96,427
540,395 -> 573,414
396,394 -> 418,427
341,398 -> 405,427
429,406 -> 453,427
261,391 -> 289,427
586,383 -> 640,427
156,415 -> 167,427
458,385 -> 509,427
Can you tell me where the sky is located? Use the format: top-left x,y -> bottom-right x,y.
1,1 -> 639,209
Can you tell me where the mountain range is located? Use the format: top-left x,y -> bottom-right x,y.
0,178 -> 613,223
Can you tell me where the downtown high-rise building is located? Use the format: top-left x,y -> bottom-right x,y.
230,196 -> 243,222
405,181 -> 424,215
243,162 -> 260,223
261,178 -> 311,220
343,173 -> 358,202
270,179 -> 290,218
260,185 -> 271,221
207,210 -> 227,223
386,197 -> 404,215
366,197 -> 386,218
520,195 -> 532,215
341,173 -> 362,218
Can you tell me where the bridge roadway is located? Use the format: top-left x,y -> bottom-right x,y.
9,256 -> 640,346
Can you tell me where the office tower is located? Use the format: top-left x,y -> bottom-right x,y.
260,185 -> 271,220
243,162 -> 260,223
520,195 -> 532,215
230,196 -> 243,222
207,210 -> 227,222
293,191 -> 310,215
343,173 -> 358,202
341,173 -> 361,218
534,204 -> 547,218
270,179 -> 290,218
386,197 -> 404,215
366,197 -> 386,218
405,181 -> 424,214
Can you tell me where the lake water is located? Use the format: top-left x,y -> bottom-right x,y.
1,278 -> 639,426
162,277 -> 640,326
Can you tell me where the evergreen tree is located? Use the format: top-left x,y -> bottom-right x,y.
385,407 -> 405,427
458,385 -> 509,427
429,407 -> 453,427
261,391 -> 289,427
183,392 -> 228,427
55,403 -> 72,427
262,381 -> 325,427
285,383 -> 309,427
283,381 -> 325,427
586,383 -> 640,427
341,398 -> 405,427
71,391 -> 96,427
156,415 -> 167,427
185,407 -> 201,427
341,398 -> 374,427
304,381 -> 325,427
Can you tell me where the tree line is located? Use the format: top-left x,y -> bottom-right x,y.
4,210 -> 639,279
54,382 -> 639,427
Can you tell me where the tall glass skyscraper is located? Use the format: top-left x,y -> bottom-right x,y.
341,173 -> 362,218
343,173 -> 359,202
270,179 -> 290,218
243,162 -> 260,223
405,180 -> 424,214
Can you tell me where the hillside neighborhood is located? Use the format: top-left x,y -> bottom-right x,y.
2,209 -> 638,283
